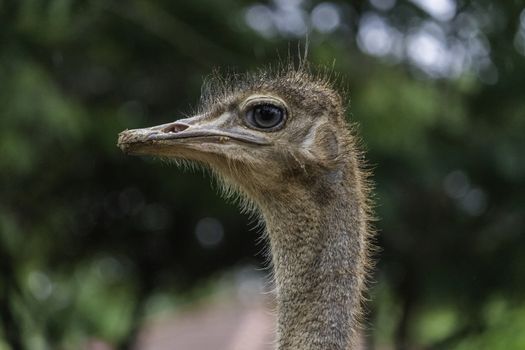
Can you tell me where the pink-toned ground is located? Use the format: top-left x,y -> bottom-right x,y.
134,297 -> 275,350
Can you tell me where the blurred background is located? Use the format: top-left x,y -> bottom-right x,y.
1,0 -> 525,349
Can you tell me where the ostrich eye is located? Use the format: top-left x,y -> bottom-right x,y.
245,104 -> 285,130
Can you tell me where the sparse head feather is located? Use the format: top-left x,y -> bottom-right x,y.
197,63 -> 348,119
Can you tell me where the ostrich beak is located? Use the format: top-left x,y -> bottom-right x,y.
117,113 -> 271,156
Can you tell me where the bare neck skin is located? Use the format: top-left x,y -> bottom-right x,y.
257,163 -> 369,350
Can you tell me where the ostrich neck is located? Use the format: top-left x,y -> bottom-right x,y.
261,170 -> 368,350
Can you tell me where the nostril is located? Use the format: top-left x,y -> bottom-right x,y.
163,123 -> 189,133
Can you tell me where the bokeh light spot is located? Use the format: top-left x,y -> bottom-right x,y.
443,170 -> 470,199
370,0 -> 396,11
195,217 -> 224,248
245,4 -> 276,38
357,13 -> 397,57
409,0 -> 457,22
311,3 -> 341,33
28,271 -> 53,300
460,188 -> 488,216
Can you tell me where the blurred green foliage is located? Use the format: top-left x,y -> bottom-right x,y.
1,0 -> 524,349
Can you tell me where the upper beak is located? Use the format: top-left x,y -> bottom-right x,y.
117,113 -> 271,156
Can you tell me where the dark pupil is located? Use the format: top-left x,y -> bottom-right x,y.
252,105 -> 283,128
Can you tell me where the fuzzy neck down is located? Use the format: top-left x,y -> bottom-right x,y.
256,163 -> 370,350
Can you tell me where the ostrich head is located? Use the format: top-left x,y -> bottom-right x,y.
118,68 -> 354,207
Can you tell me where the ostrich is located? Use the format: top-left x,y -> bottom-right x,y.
117,65 -> 374,350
